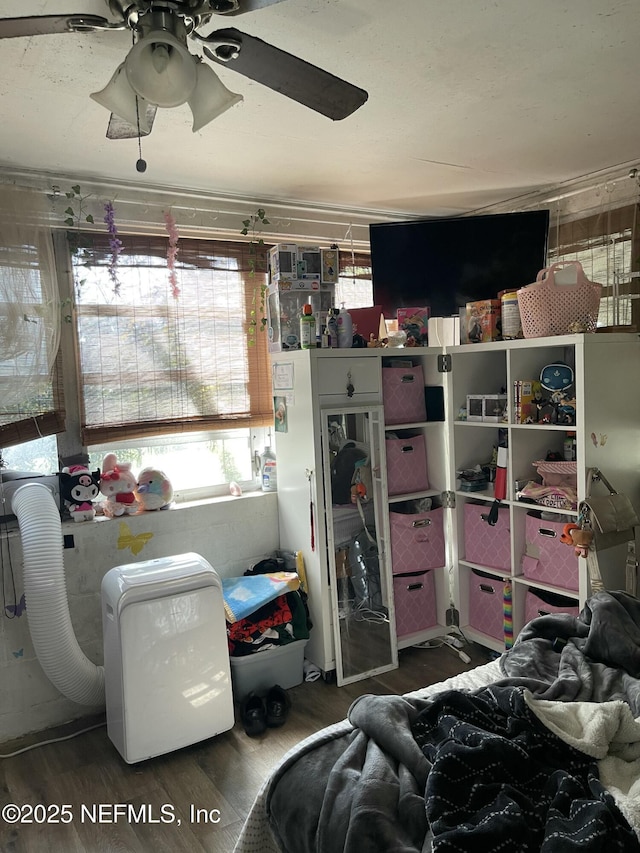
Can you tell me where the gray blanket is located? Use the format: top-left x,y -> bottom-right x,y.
266,590 -> 640,853
499,590 -> 640,714
267,695 -> 432,853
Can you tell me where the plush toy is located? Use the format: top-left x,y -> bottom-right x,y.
135,467 -> 173,511
60,465 -> 101,522
569,528 -> 594,558
560,522 -> 594,558
100,453 -> 139,517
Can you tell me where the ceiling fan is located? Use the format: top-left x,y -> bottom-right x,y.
0,1 -> 368,139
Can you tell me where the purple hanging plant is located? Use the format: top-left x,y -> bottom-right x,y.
103,201 -> 123,295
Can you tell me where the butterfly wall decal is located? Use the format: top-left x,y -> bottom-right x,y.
117,522 -> 154,556
12,648 -> 24,659
5,593 -> 26,618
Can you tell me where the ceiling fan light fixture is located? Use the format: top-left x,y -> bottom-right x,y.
188,60 -> 243,132
90,63 -> 151,132
125,29 -> 197,108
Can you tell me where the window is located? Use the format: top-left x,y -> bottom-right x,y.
87,427 -> 272,499
72,233 -> 273,443
0,188 -> 65,450
547,204 -> 640,328
3,225 -> 370,492
64,233 -> 274,495
1,434 -> 58,475
336,249 -> 373,309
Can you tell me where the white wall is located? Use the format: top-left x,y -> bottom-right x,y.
0,492 -> 279,743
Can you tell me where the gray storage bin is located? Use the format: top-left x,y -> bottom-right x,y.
230,639 -> 308,700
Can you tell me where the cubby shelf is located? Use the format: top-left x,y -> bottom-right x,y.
273,334 -> 640,681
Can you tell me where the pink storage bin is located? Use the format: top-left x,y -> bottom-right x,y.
522,513 -> 579,591
393,570 -> 437,638
464,503 -> 511,571
386,435 -> 429,496
524,588 -> 580,624
468,569 -> 506,642
382,365 -> 426,425
389,507 -> 445,574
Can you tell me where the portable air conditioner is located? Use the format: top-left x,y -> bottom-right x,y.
101,552 -> 234,763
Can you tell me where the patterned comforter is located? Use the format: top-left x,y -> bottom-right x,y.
258,591 -> 640,853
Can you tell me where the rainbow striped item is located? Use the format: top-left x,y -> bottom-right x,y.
503,581 -> 514,649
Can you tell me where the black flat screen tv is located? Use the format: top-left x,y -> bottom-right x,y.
369,210 -> 550,319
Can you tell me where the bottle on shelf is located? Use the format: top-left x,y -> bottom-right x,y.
327,307 -> 339,347
564,431 -> 577,461
337,303 -> 353,349
259,447 -> 277,492
300,303 -> 316,350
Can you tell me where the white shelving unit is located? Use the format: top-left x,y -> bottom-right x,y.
273,334 -> 640,678
445,333 -> 640,652
381,350 -> 450,650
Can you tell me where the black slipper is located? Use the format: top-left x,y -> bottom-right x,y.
240,693 -> 266,736
265,685 -> 291,728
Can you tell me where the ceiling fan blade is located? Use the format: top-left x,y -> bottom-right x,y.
0,15 -> 114,39
202,28 -> 368,120
106,107 -> 158,140
211,0 -> 291,15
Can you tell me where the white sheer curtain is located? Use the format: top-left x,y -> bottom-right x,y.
0,185 -> 60,420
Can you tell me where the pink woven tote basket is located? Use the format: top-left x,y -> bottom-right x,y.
517,261 -> 602,338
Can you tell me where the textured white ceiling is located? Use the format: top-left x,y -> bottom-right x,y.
1,0 -> 639,220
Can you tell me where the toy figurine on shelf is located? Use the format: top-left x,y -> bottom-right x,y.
60,464 -> 101,522
135,467 -> 174,511
100,453 -> 139,517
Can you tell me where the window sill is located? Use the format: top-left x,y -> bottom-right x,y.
69,487 -> 276,527
1,490 -> 277,539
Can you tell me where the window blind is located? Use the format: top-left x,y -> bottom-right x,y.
0,187 -> 65,449
548,204 -> 639,327
73,234 -> 273,446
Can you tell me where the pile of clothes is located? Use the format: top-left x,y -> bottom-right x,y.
223,558 -> 311,657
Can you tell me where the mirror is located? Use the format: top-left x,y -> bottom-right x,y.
321,405 -> 398,684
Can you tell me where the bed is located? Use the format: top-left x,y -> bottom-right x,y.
233,590 -> 640,853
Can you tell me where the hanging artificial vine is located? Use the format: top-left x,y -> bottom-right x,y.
103,201 -> 123,295
62,184 -> 95,231
55,185 -> 182,301
164,210 -> 180,299
52,184 -> 95,318
241,207 -> 270,345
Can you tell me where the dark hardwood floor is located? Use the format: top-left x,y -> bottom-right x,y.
0,642 -> 493,853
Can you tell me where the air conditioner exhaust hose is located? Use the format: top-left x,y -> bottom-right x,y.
11,483 -> 105,707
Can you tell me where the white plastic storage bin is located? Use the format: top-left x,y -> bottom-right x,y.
102,552 -> 234,764
230,640 -> 307,700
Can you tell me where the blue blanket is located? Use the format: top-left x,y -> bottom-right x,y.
222,572 -> 300,623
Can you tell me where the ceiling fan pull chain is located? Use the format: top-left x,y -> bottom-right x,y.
134,100 -> 147,173
131,24 -> 147,173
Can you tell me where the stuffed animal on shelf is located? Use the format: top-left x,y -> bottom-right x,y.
100,453 -> 139,518
60,465 -> 101,522
135,467 -> 174,511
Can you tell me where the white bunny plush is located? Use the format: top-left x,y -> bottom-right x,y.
99,452 -> 139,517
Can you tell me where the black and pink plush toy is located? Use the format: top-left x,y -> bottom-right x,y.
60,465 -> 101,522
